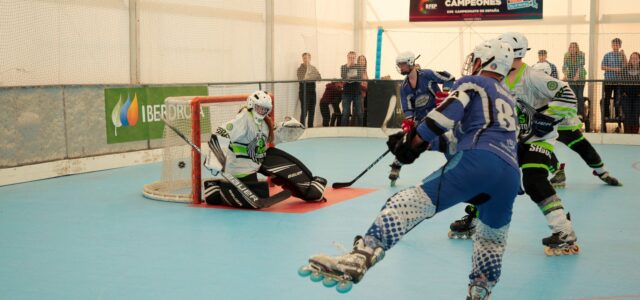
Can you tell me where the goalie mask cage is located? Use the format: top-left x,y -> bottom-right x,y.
143,94 -> 275,204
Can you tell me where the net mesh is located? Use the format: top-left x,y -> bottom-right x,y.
143,95 -> 249,203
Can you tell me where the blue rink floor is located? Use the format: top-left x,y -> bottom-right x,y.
1,137 -> 639,300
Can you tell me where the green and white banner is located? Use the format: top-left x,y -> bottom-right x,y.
104,86 -> 208,144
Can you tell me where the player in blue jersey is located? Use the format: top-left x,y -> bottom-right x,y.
299,39 -> 518,300
389,51 -> 455,185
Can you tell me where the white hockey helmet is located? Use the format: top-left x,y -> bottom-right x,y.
498,32 -> 530,58
532,62 -> 552,76
246,90 -> 272,121
395,51 -> 416,74
463,39 -> 514,77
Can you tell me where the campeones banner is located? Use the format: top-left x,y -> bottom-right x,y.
410,0 -> 543,22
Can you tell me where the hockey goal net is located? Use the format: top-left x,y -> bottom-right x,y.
143,94 -> 274,204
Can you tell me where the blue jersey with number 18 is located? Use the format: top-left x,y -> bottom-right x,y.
416,75 -> 519,169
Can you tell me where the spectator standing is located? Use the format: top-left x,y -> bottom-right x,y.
536,49 -> 558,79
340,51 -> 364,126
357,55 -> 369,125
297,52 -> 321,128
601,38 -> 627,127
621,52 -> 640,134
563,42 -> 587,120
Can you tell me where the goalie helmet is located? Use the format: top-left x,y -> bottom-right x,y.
532,62 -> 552,76
395,51 -> 416,74
462,39 -> 514,77
498,32 -> 530,58
246,91 -> 272,121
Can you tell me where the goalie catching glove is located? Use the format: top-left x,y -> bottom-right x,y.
386,127 -> 429,165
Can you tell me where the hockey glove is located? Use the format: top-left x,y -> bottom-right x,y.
387,128 -> 429,165
531,112 -> 563,137
435,91 -> 449,107
401,118 -> 415,133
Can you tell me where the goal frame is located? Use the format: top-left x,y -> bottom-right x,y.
145,94 -> 274,204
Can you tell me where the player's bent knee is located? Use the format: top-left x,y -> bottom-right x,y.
522,168 -> 555,202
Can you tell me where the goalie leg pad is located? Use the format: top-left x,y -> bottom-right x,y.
204,178 -> 269,208
259,147 -> 327,202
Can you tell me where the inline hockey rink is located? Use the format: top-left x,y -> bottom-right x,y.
1,137 -> 638,300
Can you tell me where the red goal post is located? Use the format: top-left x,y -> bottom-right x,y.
143,94 -> 275,204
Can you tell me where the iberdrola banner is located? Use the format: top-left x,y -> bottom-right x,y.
104,86 -> 208,144
410,0 -> 543,22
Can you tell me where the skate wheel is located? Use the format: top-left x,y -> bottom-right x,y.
322,277 -> 338,287
447,231 -> 454,239
336,281 -> 353,293
543,246 -> 554,256
570,244 -> 581,254
310,272 -> 324,282
298,265 -> 312,277
552,248 -> 563,256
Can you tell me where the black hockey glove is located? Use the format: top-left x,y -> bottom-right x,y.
387,128 -> 429,165
531,112 -> 563,137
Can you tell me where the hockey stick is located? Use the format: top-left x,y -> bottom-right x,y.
161,117 -> 291,208
332,149 -> 391,189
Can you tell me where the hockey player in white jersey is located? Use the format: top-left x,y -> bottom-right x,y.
531,62 -> 622,188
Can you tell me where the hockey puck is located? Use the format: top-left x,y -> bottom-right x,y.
178,161 -> 186,168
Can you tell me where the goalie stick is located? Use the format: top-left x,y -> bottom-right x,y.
332,149 -> 391,189
161,117 -> 291,208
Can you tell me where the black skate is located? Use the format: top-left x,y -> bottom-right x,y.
550,163 -> 566,189
542,231 -> 580,256
448,205 -> 477,239
593,170 -> 623,186
298,236 -> 384,293
542,213 -> 580,256
389,163 -> 402,186
466,279 -> 491,300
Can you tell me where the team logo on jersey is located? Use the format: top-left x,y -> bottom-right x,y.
248,134 -> 268,163
414,95 -> 430,107
226,123 -> 234,131
546,81 -> 558,91
489,63 -> 498,70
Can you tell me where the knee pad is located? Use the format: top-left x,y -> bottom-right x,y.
260,147 -> 327,202
366,187 -> 436,249
203,179 -> 269,208
522,168 -> 555,203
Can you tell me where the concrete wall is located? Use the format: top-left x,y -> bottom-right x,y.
0,85 -> 151,168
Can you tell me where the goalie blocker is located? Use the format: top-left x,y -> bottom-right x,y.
204,147 -> 327,208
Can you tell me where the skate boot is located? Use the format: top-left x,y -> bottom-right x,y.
593,170 -> 623,186
388,163 -> 402,186
550,163 -> 566,189
466,278 -> 491,300
542,214 -> 580,256
298,236 -> 385,293
448,205 -> 477,239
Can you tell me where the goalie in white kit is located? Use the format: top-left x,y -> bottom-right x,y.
203,91 -> 327,209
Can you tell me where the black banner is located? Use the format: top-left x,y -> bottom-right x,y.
410,0 -> 543,22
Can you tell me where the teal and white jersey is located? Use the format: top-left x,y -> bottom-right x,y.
503,63 -> 579,144
214,108 -> 269,178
